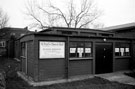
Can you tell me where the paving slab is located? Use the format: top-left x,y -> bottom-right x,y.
95,70 -> 135,85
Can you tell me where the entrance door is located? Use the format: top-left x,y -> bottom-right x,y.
95,43 -> 113,74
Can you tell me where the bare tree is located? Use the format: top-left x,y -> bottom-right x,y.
25,0 -> 103,29
0,8 -> 9,29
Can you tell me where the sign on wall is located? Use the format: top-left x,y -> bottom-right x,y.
39,41 -> 65,58
120,48 -> 124,56
115,48 -> 119,52
70,48 -> 76,53
125,48 -> 129,52
85,48 -> 91,53
77,48 -> 84,57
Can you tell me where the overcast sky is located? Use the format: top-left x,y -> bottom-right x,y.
0,0 -> 135,30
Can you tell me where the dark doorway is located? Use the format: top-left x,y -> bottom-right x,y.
95,43 -> 113,74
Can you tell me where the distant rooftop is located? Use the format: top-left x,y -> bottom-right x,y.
101,22 -> 135,31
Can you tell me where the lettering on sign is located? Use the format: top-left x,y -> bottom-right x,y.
39,41 -> 65,58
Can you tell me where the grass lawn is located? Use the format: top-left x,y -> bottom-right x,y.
0,57 -> 135,89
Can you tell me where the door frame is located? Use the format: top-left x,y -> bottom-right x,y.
25,42 -> 28,74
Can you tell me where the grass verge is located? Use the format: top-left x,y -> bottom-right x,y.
0,57 -> 135,89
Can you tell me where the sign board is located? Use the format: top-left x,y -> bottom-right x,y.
39,41 -> 65,58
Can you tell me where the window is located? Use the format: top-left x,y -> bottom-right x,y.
62,31 -> 72,35
21,42 -> 26,57
69,42 -> 92,58
10,33 -> 15,36
99,33 -> 114,37
0,41 -> 6,47
115,42 -> 130,56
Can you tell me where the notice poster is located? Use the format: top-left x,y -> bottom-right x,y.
125,48 -> 129,52
115,48 -> 119,52
70,48 -> 76,53
85,48 -> 91,53
39,41 -> 65,58
120,48 -> 124,52
77,48 -> 84,57
77,48 -> 84,53
120,48 -> 124,56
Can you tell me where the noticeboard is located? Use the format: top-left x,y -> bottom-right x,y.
39,41 -> 65,59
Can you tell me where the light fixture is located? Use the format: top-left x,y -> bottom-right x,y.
103,38 -> 106,42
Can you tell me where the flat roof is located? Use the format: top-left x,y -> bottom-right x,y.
40,27 -> 114,33
101,22 -> 135,32
18,26 -> 135,41
19,32 -> 134,41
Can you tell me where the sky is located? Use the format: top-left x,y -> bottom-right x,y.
0,0 -> 135,30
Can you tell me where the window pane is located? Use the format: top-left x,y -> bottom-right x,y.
77,43 -> 84,57
0,42 -> 2,47
115,48 -> 120,56
77,48 -> 84,57
69,42 -> 77,47
120,48 -> 124,56
85,43 -> 91,47
69,42 -> 93,58
70,48 -> 76,57
85,42 -> 92,57
78,43 -> 84,47
0,41 -> 6,47
21,43 -> 26,57
115,42 -> 130,56
69,42 -> 77,58
85,48 -> 92,57
125,48 -> 130,56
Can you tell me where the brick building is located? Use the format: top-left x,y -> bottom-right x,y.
0,27 -> 32,57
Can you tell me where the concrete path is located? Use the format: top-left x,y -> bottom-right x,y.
18,70 -> 135,86
95,71 -> 135,85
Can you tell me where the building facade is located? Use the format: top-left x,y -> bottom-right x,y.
103,22 -> 135,70
19,27 -> 135,82
0,27 -> 31,57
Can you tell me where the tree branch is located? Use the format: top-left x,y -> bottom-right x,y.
0,8 -> 9,29
79,15 -> 99,28
25,0 -> 102,29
